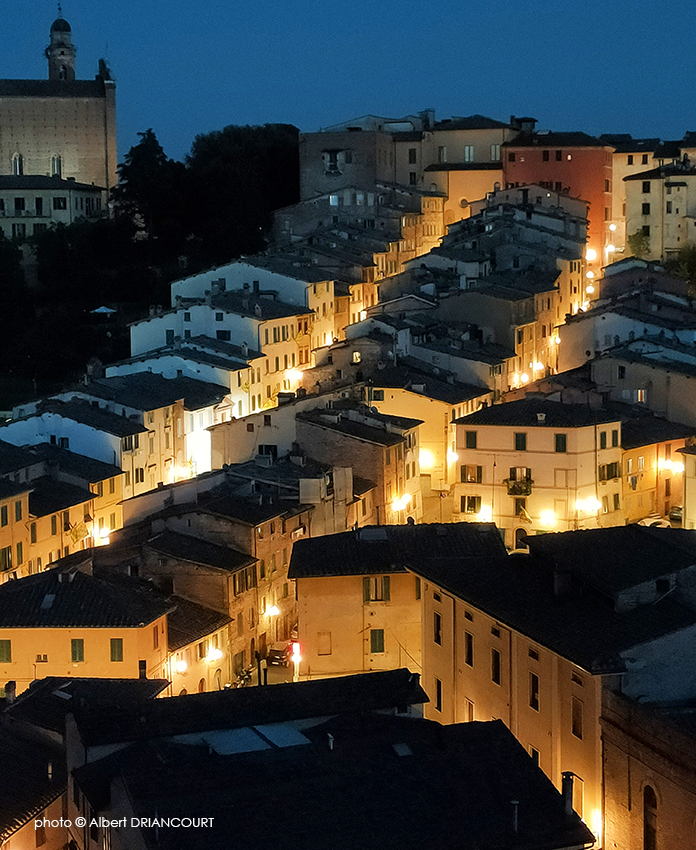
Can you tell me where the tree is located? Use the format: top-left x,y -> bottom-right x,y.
627,229 -> 651,259
113,129 -> 188,250
185,123 -> 299,264
664,244 -> 696,289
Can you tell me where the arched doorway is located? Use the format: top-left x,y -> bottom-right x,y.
514,527 -> 528,550
643,786 -> 657,850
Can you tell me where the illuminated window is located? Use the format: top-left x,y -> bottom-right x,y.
110,638 -> 123,662
363,576 -> 390,602
71,639 -> 84,663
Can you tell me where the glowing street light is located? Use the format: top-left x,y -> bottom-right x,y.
586,248 -> 597,262
419,449 -> 435,470
267,605 -> 280,617
539,509 -> 557,528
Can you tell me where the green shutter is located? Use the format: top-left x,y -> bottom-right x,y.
0,640 -> 11,663
476,466 -> 482,483
383,576 -> 390,601
363,577 -> 371,603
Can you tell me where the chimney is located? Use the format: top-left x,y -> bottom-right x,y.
149,305 -> 156,317
536,413 -> 546,423
4,681 -> 16,704
561,772 -> 574,817
241,342 -> 249,358
253,281 -> 260,294
511,800 -> 519,833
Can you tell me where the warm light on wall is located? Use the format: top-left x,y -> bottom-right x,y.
446,450 -> 459,464
606,244 -> 616,253
658,459 -> 685,473
285,369 -> 303,382
267,605 -> 280,617
585,270 -> 595,279
586,285 -> 595,294
533,362 -> 544,371
609,223 -> 617,232
539,510 -> 557,528
419,449 -> 435,470
590,809 -> 602,844
175,660 -> 188,674
576,497 -> 601,513
585,248 -> 597,261
359,310 -> 367,321
391,493 -> 412,512
207,648 -> 223,663
477,505 -> 493,522
520,372 -> 530,383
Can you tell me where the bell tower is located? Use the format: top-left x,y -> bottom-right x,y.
46,10 -> 76,81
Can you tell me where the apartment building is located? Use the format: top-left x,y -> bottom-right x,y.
453,398 -> 624,548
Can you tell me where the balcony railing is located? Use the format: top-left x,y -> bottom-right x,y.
504,478 -> 533,496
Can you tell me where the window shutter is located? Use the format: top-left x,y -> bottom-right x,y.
509,467 -> 516,481
363,577 -> 370,603
383,576 -> 391,601
476,466 -> 482,483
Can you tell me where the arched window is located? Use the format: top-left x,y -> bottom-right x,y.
643,786 -> 657,850
178,688 -> 187,696
198,678 -> 206,693
51,155 -> 62,178
12,154 -> 23,176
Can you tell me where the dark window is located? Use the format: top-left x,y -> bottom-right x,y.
409,172 -> 417,185
52,196 -> 67,210
572,696 -> 583,739
529,672 -> 540,711
642,154 -> 648,164
14,197 -> 25,211
491,648 -> 501,684
514,498 -> 527,516
555,433 -> 567,453
0,640 -> 11,662
618,365 -> 626,379
30,523 -> 36,543
542,150 -> 549,161
434,677 -> 442,712
216,330 -> 231,341
642,181 -> 651,193
434,611 -> 442,645
508,152 -> 516,162
612,429 -> 619,447
408,148 -> 417,164
110,638 -> 124,662
514,432 -> 527,451
51,515 -> 57,536
642,225 -> 650,237
166,329 -> 175,345
465,632 -> 474,666
529,647 -> 539,661
600,431 -> 607,449
613,492 -> 621,510
627,155 -> 633,165
465,431 -> 477,449
555,149 -> 562,161
642,203 -> 651,215
644,786 -> 657,850
0,506 -> 6,527
415,576 -> 421,599
370,629 -> 385,653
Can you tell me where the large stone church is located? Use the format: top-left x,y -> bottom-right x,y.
0,15 -> 117,192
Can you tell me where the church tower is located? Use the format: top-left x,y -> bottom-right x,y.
46,14 -> 76,81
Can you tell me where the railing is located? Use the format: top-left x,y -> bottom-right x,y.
504,478 -> 533,496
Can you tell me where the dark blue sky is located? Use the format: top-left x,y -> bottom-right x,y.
6,1 -> 695,163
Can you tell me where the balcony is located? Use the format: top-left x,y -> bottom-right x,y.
504,478 -> 533,496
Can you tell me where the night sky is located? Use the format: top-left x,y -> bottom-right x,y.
5,1 -> 695,162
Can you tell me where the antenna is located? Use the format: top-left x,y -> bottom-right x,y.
57,2 -> 63,17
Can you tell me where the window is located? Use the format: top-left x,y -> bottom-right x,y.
642,181 -> 651,193
465,431 -> 477,449
370,628 -> 385,653
408,148 -> 417,164
409,171 -> 417,185
642,225 -> 650,237
434,611 -> 442,645
165,329 -> 175,345
529,647 -> 539,661
135,468 -> 145,484
572,696 -> 583,739
344,149 -> 352,164
53,196 -> 67,210
529,746 -> 540,765
437,146 -> 447,163
12,223 -> 26,239
599,461 -> 621,481
372,390 -> 384,401
602,495 -> 609,514
216,330 -> 231,341
514,498 -> 527,517
434,677 -> 442,712
555,434 -> 567,453
0,506 -> 6,527
12,154 -> 23,176
329,193 -> 338,206
461,465 -> 482,483
644,786 -> 657,850
463,145 -> 474,162
71,639 -> 84,663
0,640 -> 11,662
317,631 -> 332,655
628,155 -> 634,165
666,201 -> 672,214
16,542 -> 23,566
529,672 -> 540,710
465,631 -> 474,666
490,144 -> 500,161
363,575 -> 391,602
642,154 -> 649,165
613,493 -> 621,510
543,150 -> 550,162
153,624 -> 159,649
462,496 -> 481,514
51,515 -> 57,536
508,152 -> 516,162
555,149 -> 562,161
14,501 -> 22,522
110,638 -> 124,662
415,576 -> 421,599
491,648 -> 501,684
514,432 -> 527,451
612,429 -> 619,447
642,202 -> 651,216
30,523 -> 36,543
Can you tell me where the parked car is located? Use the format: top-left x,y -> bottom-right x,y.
669,505 -> 683,524
266,642 -> 290,667
638,516 -> 671,528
